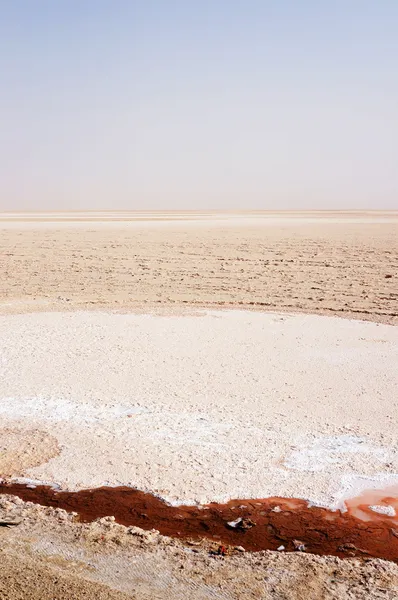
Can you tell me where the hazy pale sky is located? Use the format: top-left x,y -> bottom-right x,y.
0,1 -> 397,210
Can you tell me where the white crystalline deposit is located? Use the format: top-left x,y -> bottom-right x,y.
369,505 -> 396,517
0,309 -> 397,508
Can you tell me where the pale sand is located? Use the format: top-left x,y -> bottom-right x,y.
0,427 -> 59,477
0,310 -> 397,508
0,213 -> 397,325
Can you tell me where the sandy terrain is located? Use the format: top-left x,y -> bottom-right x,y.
0,212 -> 397,598
0,212 -> 397,324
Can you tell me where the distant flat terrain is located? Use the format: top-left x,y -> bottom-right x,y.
1,210 -> 397,221
0,211 -> 396,323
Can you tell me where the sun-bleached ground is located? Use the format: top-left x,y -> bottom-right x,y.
0,212 -> 397,324
1,212 -> 397,599
1,310 -> 397,509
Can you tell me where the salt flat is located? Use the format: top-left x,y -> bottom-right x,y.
1,309 -> 397,508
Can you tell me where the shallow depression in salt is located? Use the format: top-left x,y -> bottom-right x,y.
0,310 -> 397,508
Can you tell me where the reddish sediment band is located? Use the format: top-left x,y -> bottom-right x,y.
1,482 -> 398,561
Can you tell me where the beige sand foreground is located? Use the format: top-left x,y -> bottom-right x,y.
0,212 -> 398,599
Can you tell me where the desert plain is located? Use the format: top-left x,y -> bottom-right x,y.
0,211 -> 398,599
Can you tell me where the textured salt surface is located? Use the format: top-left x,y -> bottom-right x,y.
369,505 -> 396,517
0,310 -> 397,508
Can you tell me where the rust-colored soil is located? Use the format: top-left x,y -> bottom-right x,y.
1,483 -> 398,562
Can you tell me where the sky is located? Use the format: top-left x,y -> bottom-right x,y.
0,1 -> 397,210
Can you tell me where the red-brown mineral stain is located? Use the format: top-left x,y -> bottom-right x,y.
1,482 -> 398,561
